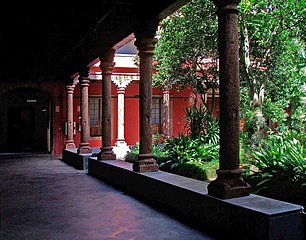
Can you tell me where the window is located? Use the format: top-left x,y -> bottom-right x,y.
89,97 -> 102,136
152,97 -> 163,134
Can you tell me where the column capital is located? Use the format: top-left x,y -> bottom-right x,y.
66,84 -> 75,94
112,75 -> 136,89
79,78 -> 90,86
99,49 -> 115,74
78,68 -> 90,86
163,86 -> 170,94
99,61 -> 115,74
135,37 -> 158,55
117,87 -> 126,94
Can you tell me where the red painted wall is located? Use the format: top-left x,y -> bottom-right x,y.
49,82 -> 216,154
169,87 -> 192,137
50,80 -> 218,154
0,64 -> 217,155
48,64 -> 219,154
124,81 -> 140,145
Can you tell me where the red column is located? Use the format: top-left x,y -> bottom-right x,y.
64,82 -> 76,149
207,0 -> 251,198
77,68 -> 92,154
98,50 -> 116,160
133,36 -> 159,172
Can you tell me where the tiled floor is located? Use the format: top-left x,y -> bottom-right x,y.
0,153 -> 216,240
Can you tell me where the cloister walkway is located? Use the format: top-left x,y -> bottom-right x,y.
0,153 -> 215,240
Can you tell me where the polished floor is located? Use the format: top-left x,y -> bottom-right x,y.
0,153 -> 216,240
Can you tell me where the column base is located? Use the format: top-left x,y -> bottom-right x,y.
133,154 -> 159,173
77,143 -> 92,154
98,147 -> 116,160
207,169 -> 251,199
115,139 -> 127,147
64,142 -> 76,149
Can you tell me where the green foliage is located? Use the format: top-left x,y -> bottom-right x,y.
159,133 -> 219,180
125,141 -> 168,163
239,0 -> 306,130
160,159 -> 219,181
162,133 -> 219,164
124,145 -> 139,163
243,130 -> 306,206
262,97 -> 289,126
125,135 -> 220,181
243,108 -> 268,137
181,104 -> 219,144
141,0 -> 306,204
287,105 -> 306,135
153,0 -> 219,113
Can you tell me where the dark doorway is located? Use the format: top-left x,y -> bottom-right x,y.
7,107 -> 35,151
0,87 -> 51,153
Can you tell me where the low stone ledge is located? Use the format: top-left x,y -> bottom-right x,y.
88,158 -> 304,240
62,148 -> 99,170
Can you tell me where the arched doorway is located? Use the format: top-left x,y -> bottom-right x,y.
0,87 -> 52,153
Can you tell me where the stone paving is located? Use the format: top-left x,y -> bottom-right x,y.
0,153 -> 215,240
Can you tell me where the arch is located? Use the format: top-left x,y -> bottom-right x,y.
0,87 -> 53,153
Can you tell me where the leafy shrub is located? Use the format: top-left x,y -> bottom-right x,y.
182,104 -> 219,144
125,141 -> 168,163
159,160 -> 219,181
161,133 -> 219,164
125,134 -> 220,181
125,103 -> 221,181
243,130 -> 306,207
157,134 -> 219,180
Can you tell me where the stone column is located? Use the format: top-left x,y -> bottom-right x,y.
64,82 -> 76,149
162,86 -> 170,139
98,50 -> 116,160
112,76 -> 135,147
77,68 -> 92,154
112,75 -> 136,159
117,87 -> 126,146
207,0 -> 251,198
133,36 -> 159,172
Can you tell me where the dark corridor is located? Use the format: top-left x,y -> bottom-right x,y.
7,107 -> 35,151
0,87 -> 51,153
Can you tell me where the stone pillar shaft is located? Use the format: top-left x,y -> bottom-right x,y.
77,70 -> 92,154
133,36 -> 159,172
64,83 -> 76,149
207,0 -> 251,198
218,2 -> 240,171
98,50 -> 116,160
139,49 -> 153,155
102,62 -> 112,147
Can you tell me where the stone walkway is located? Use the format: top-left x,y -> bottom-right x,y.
0,153 -> 216,240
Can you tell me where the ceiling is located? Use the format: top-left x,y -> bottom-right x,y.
0,1 -> 189,84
